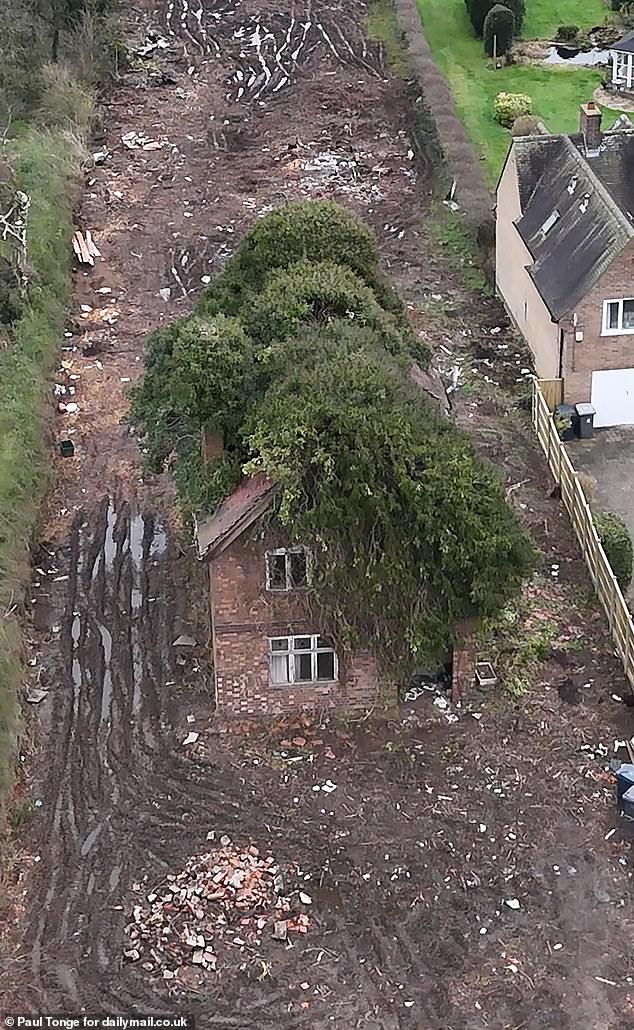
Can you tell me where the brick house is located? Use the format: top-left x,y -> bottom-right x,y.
496,102 -> 634,427
195,472 -> 381,715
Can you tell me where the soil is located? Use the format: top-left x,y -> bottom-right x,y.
1,1 -> 634,1028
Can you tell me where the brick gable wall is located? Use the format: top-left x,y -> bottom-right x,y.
562,238 -> 634,403
209,530 -> 381,715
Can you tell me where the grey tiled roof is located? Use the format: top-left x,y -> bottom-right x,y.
511,129 -> 634,319
612,29 -> 634,54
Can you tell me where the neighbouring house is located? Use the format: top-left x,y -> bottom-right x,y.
496,102 -> 634,428
609,30 -> 634,95
195,469 -> 381,716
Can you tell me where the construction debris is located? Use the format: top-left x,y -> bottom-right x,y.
121,131 -> 168,151
72,230 -> 101,266
124,839 -> 310,982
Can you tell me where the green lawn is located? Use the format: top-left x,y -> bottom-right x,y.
416,0 -> 617,184
523,0 -> 607,40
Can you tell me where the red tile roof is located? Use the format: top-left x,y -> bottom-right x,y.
195,473 -> 276,559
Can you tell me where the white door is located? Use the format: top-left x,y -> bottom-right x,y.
591,369 -> 634,428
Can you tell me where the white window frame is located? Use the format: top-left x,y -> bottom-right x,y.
602,298 -> 634,336
265,547 -> 311,592
268,634 -> 338,686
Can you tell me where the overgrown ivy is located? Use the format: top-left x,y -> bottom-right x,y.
244,337 -> 534,669
132,199 -> 534,674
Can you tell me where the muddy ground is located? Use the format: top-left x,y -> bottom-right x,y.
1,0 -> 634,1027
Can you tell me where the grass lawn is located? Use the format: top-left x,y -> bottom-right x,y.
523,0 -> 608,39
416,0 -> 618,184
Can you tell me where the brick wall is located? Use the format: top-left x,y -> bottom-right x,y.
563,238 -> 634,403
209,531 -> 381,715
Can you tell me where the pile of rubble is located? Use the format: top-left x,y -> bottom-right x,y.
124,837 -> 310,981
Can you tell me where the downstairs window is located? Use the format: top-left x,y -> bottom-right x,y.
268,635 -> 338,686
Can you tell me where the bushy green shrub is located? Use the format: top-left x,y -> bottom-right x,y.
198,199 -> 403,319
494,91 -> 532,128
594,512 -> 633,591
245,340 -> 534,669
555,25 -> 579,42
242,259 -> 425,362
483,5 -> 515,56
465,0 -> 496,37
503,0 -> 525,30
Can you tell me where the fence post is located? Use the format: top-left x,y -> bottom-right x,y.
609,574 -> 618,632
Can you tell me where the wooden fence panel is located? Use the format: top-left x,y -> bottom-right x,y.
531,381 -> 634,692
537,378 -> 564,411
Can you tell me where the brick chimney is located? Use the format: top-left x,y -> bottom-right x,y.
579,101 -> 602,154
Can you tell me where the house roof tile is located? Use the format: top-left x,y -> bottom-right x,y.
511,128 -> 634,319
195,472 -> 276,559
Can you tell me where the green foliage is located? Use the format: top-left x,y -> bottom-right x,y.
594,512 -> 633,591
0,126 -> 86,804
555,24 -> 579,42
135,198 -> 533,674
245,341 -> 534,670
502,0 -> 525,30
465,0 -> 496,37
197,199 -> 403,320
243,260 -> 425,361
483,5 -> 515,57
494,91 -> 532,128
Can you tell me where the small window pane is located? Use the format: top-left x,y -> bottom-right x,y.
607,301 -> 620,329
270,653 -> 290,684
293,636 -> 311,650
316,650 -> 335,681
623,299 -> 634,329
289,550 -> 308,587
267,554 -> 288,589
295,652 -> 313,682
270,638 -> 289,653
317,636 -> 332,649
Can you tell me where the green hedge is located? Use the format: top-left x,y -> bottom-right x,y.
594,511 -> 633,591
0,128 -> 84,805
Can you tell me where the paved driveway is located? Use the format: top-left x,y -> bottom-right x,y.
570,427 -> 634,596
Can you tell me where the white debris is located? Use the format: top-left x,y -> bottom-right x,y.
505,898 -> 521,910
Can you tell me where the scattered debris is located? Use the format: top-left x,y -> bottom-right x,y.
124,840 -> 310,982
182,732 -> 199,746
173,634 -> 197,648
122,131 -> 168,151
26,687 -> 48,704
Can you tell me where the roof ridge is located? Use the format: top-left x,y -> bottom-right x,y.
561,133 -> 634,238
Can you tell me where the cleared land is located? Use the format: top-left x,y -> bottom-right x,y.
0,1 -> 633,1028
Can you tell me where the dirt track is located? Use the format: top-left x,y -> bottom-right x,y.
2,1 -> 634,1027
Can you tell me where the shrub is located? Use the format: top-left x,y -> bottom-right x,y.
483,5 -> 515,57
494,91 -> 532,128
594,512 -> 633,591
198,199 -> 403,319
555,24 -> 579,42
466,0 -> 496,37
511,114 -> 540,136
245,341 -> 535,671
503,0 -> 525,30
36,62 -> 95,132
241,259 -> 425,362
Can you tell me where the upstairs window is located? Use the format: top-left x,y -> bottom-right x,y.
603,298 -> 634,335
268,635 -> 338,686
265,548 -> 310,591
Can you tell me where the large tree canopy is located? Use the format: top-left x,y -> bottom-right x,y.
132,199 -> 534,673
244,337 -> 533,666
197,198 -> 403,320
